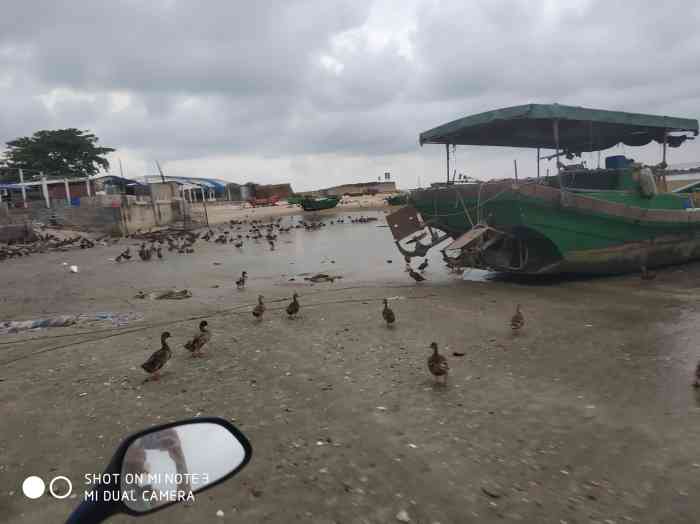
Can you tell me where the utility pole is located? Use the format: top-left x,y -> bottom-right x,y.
155,160 -> 166,183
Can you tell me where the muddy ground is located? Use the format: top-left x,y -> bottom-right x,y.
2,211 -> 700,524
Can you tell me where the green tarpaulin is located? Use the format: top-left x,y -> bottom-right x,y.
419,104 -> 699,153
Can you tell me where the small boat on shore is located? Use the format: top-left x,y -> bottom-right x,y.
301,196 -> 340,212
388,103 -> 700,275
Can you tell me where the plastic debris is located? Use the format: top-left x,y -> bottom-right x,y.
396,510 -> 411,522
216,509 -> 224,517
0,315 -> 78,334
69,265 -> 79,273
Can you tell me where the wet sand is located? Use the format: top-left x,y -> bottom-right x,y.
2,210 -> 700,523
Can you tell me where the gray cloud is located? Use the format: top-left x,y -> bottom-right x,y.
1,0 -> 699,190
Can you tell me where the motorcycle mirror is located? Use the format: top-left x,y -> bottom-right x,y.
65,417 -> 251,523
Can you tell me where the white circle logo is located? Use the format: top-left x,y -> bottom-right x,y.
22,476 -> 46,499
49,476 -> 73,499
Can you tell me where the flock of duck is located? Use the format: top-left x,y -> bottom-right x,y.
140,285 -> 527,386
115,215 -> 379,262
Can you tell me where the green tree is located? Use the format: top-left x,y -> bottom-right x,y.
1,129 -> 115,179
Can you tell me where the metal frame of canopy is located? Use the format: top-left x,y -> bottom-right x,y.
419,103 -> 700,183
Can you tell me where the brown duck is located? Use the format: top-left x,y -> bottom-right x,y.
427,342 -> 449,384
382,298 -> 395,326
252,295 -> 265,320
408,268 -> 426,282
510,304 -> 524,332
141,332 -> 172,381
184,321 -> 211,358
286,292 -> 300,318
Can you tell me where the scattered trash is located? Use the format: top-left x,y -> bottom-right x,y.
156,289 -> 192,300
135,289 -> 192,300
387,259 -> 393,263
216,509 -> 224,517
69,265 -> 79,273
304,273 -> 342,283
481,483 -> 503,499
407,443 -> 417,449
452,351 -> 466,357
396,509 -> 411,522
0,315 -> 78,335
376,406 -> 387,411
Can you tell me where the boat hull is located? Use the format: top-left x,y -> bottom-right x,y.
406,182 -> 700,275
301,197 -> 340,211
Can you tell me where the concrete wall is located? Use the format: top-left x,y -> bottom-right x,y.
0,223 -> 36,243
1,195 -> 186,236
150,182 -> 179,201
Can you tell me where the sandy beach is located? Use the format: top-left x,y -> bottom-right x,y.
2,210 -> 700,523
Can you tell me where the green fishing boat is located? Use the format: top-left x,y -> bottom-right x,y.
387,104 -> 700,275
301,195 -> 340,212
386,193 -> 409,206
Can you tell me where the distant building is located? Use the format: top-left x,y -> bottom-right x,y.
301,181 -> 396,197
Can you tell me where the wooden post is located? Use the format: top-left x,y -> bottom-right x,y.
19,169 -> 27,206
64,178 -> 71,205
40,172 -> 50,208
201,187 -> 210,227
513,159 -> 519,181
553,120 -> 561,174
662,129 -> 668,166
446,143 -> 450,183
536,148 -> 540,179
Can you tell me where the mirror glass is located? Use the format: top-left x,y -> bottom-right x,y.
120,422 -> 247,512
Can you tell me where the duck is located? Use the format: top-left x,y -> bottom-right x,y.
641,265 -> 656,280
141,332 -> 172,381
382,298 -> 395,326
252,295 -> 265,320
286,292 -> 300,318
418,259 -> 429,272
184,321 -> 211,358
236,271 -> 248,289
116,247 -> 131,262
408,268 -> 426,282
138,243 -> 152,261
510,304 -> 524,332
427,342 -> 449,384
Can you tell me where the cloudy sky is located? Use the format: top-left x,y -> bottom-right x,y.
1,0 -> 699,190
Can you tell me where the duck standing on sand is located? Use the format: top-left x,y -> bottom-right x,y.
408,268 -> 426,282
141,332 -> 172,381
236,271 -> 248,289
252,295 -> 265,320
510,304 -> 524,332
427,342 -> 449,384
286,292 -> 300,318
184,321 -> 211,358
641,265 -> 657,280
116,247 -> 131,262
382,298 -> 395,326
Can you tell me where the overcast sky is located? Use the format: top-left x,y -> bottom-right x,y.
1,0 -> 699,190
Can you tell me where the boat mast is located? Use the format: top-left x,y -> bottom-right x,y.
553,119 -> 560,174
446,143 -> 450,183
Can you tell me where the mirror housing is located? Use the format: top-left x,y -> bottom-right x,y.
65,417 -> 251,523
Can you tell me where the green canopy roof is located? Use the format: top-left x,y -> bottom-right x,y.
419,104 -> 699,153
